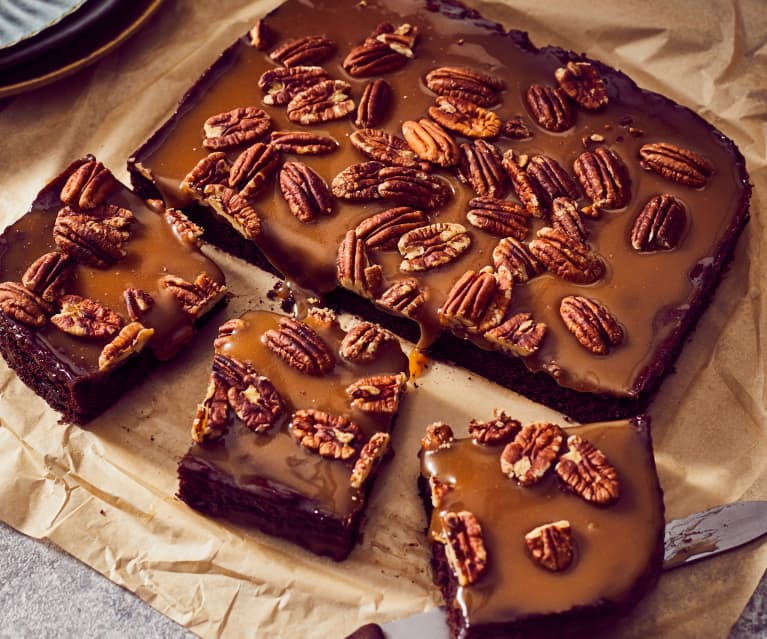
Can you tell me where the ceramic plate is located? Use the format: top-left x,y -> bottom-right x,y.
0,0 -> 87,49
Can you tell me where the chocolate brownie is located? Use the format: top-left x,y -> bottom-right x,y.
0,157 -> 227,423
177,308 -> 408,561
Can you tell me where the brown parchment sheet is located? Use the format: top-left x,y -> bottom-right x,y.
0,0 -> 765,636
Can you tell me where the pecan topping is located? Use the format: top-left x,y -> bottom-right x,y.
442,511 -> 488,587
421,422 -> 454,451
204,184 -> 262,241
123,287 -> 154,321
270,130 -> 338,155
373,22 -> 418,57
574,146 -> 631,212
164,208 -> 203,246
484,312 -> 547,357
350,432 -> 391,489
203,107 -> 271,150
60,160 -> 116,210
551,197 -> 588,242
270,35 -> 336,67
181,153 -> 229,198
0,281 -> 53,327
377,166 -> 452,210
279,161 -> 333,223
160,272 -> 226,318
287,80 -> 355,125
346,372 -> 406,414
22,252 -> 71,302
529,227 -> 604,284
440,269 -> 509,333
262,317 -> 335,376
402,118 -> 459,168
98,321 -> 154,372
290,409 -> 362,460
331,161 -> 385,201
425,66 -> 504,107
468,410 -> 521,446
527,154 -> 580,206
355,206 -> 429,251
51,295 -> 123,339
458,140 -> 507,198
258,66 -> 330,106
247,18 -> 271,50
500,422 -> 565,486
631,194 -> 686,251
525,520 -> 576,572
526,84 -> 574,132
501,116 -> 532,140
213,317 -> 245,351
192,373 -> 230,444
53,205 -> 134,268
639,142 -> 713,187
555,61 -> 608,110
492,237 -> 543,284
355,79 -> 392,128
350,128 -> 425,169
339,321 -> 397,363
556,435 -> 620,505
398,223 -> 471,272
228,142 -> 281,198
502,150 -> 545,218
377,278 -> 425,319
466,197 -> 530,239
560,295 -> 624,355
343,23 -> 417,77
337,230 -> 383,299
428,96 -> 502,139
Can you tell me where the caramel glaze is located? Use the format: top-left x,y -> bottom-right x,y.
185,310 -> 408,516
421,417 -> 664,626
131,0 -> 749,398
0,160 -> 225,374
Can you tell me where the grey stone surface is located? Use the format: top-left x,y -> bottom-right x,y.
0,521 -> 194,639
729,567 -> 767,639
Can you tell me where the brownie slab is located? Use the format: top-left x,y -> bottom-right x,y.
177,309 -> 408,561
0,157 -> 226,423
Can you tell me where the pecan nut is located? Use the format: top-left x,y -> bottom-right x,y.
551,197 -> 588,242
270,35 -> 336,67
355,79 -> 392,128
425,66 -> 504,107
287,80 -> 355,125
350,432 -> 391,489
468,409 -> 521,446
192,373 -> 231,444
337,230 -> 383,298
262,317 -> 335,376
51,295 -> 123,339
22,252 -> 71,302
355,206 -> 429,251
555,61 -> 608,110
160,272 -> 226,318
123,287 -> 154,321
631,194 -> 686,251
377,278 -> 425,319
350,128 -> 425,169
258,66 -> 330,106
181,153 -> 230,198
60,160 -> 116,210
492,237 -> 543,284
346,372 -> 407,414
228,142 -> 281,199
440,269 -> 509,334
466,197 -> 530,239
639,142 -> 713,187
331,161 -> 385,201
203,107 -> 271,151
0,281 -> 54,327
377,166 -> 452,210
270,130 -> 338,155
213,317 -> 246,352
279,161 -> 333,223
529,227 -> 604,284
525,520 -> 576,572
556,435 -> 620,505
484,312 -> 547,357
372,23 -> 418,57
164,208 -> 203,246
560,295 -> 624,355
204,184 -> 262,240
441,510 -> 488,587
53,205 -> 135,268
247,18 -> 271,50
428,96 -> 501,139
290,409 -> 363,460
343,24 -> 417,77
398,223 -> 471,272
527,154 -> 580,206
501,116 -> 532,140
429,477 -> 454,509
98,321 -> 154,372
401,118 -> 459,168
525,84 -> 574,132
421,422 -> 454,451
502,150 -> 545,218
458,140 -> 507,198
573,146 -> 631,213
339,321 -> 397,363
500,422 -> 565,486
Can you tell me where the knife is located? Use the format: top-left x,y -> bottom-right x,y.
376,501 -> 767,639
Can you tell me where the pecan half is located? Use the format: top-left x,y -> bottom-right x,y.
290,409 -> 363,460
574,146 -> 631,213
270,130 -> 338,155
287,80 -> 355,125
377,279 -> 425,319
53,205 -> 134,269
551,197 -> 588,242
247,18 -> 271,50
262,317 -> 335,376
213,317 -> 245,352
492,237 -> 543,284
279,161 -> 333,223
228,142 -> 281,199
372,22 -> 418,57
555,61 -> 608,110
22,252 -> 71,302
355,79 -> 392,128
556,435 -> 620,505
639,142 -> 713,187
458,140 -> 507,198
337,230 -> 383,298
204,184 -> 262,240
468,409 -> 521,446
500,422 -> 565,486
164,208 -> 203,246
428,96 -> 501,139
203,107 -> 271,151
529,227 -> 604,284
401,119 -> 459,167
60,160 -> 116,210
421,422 -> 454,451
123,287 -> 154,321
398,223 -> 471,272
270,35 -> 336,67
355,206 -> 429,251
430,477 -> 453,509
160,272 -> 226,318
192,373 -> 230,444
339,321 -> 397,363
425,66 -> 504,107
350,128 -> 425,168
343,24 -> 417,77
350,432 -> 390,489
258,66 -> 330,106
527,154 -> 580,206
631,194 -> 686,251
484,312 -> 547,357
331,161 -> 385,201
502,150 -> 545,218
525,520 -> 575,572
560,295 -> 624,355
501,116 -> 532,140
51,295 -> 123,339
346,372 -> 406,414
466,197 -> 530,239
440,269 -> 509,333
98,321 -> 154,372
442,511 -> 488,587
377,166 -> 452,210
526,84 -> 574,132
0,281 -> 53,327
181,153 -> 229,198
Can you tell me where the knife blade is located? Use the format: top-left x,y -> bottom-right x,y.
379,501 -> 767,639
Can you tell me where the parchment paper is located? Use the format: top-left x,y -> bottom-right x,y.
0,0 -> 765,637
